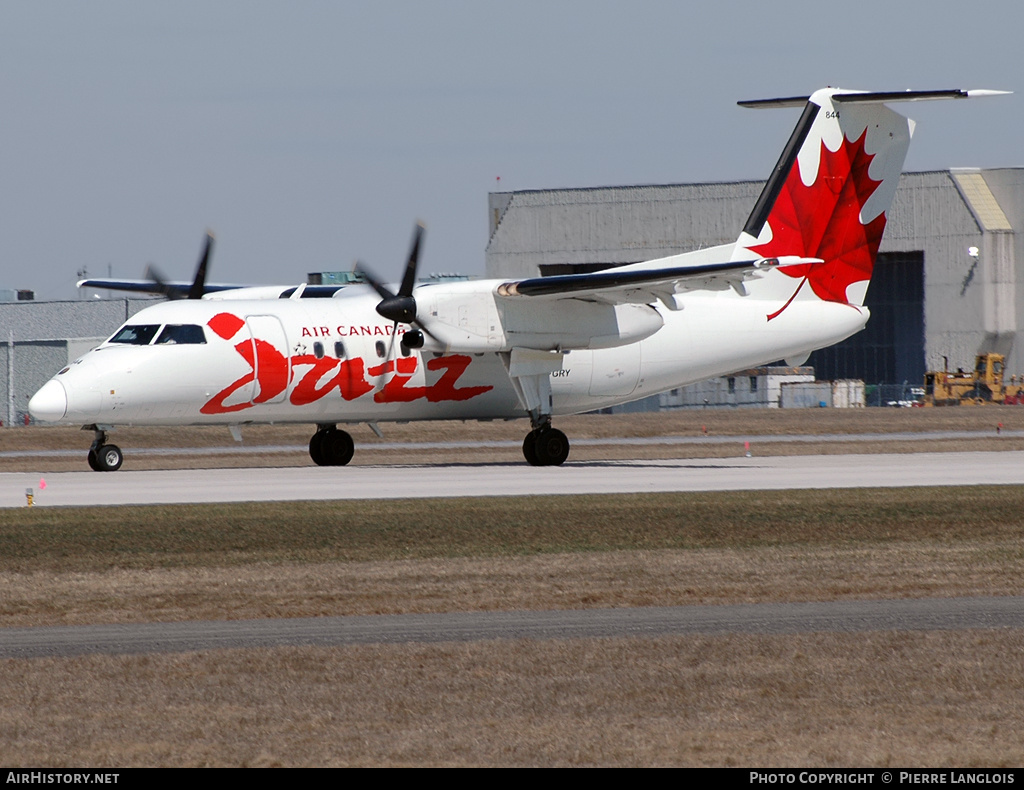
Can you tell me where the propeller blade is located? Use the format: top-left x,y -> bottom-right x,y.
398,222 -> 425,297
187,232 -> 214,300
355,260 -> 396,301
360,221 -> 427,327
143,263 -> 179,299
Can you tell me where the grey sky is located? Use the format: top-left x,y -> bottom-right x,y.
1,1 -> 1019,300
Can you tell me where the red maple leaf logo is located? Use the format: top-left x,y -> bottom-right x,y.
750,129 -> 887,320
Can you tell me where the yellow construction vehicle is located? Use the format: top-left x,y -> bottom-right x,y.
923,353 -> 1024,405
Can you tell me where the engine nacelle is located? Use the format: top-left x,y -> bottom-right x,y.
416,281 -> 665,353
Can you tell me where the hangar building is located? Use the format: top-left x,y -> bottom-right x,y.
486,168 -> 1024,401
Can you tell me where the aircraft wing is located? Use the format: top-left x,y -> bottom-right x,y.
77,278 -> 255,297
495,256 -> 815,307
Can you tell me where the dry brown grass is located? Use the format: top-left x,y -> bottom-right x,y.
3,631 -> 1023,767
4,487 -> 1024,573
2,543 -> 1021,629
2,487 -> 1024,629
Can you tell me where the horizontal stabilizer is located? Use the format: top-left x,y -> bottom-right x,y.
738,95 -> 811,109
740,88 -> 1010,109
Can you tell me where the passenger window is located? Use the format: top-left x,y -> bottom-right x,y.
313,342 -> 324,359
334,341 -> 346,358
109,325 -> 161,345
375,340 -> 386,358
155,325 -> 207,345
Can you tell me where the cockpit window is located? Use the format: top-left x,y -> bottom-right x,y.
108,325 -> 161,345
155,324 -> 207,345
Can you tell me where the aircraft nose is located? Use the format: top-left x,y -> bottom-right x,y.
28,379 -> 68,422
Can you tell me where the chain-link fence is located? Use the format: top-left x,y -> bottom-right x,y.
864,383 -> 925,408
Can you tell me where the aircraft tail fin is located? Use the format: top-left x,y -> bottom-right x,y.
734,88 -> 1006,317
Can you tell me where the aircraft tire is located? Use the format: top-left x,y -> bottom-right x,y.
522,432 -> 541,466
95,444 -> 123,472
87,449 -> 101,472
324,429 -> 355,466
309,432 -> 327,466
533,427 -> 570,467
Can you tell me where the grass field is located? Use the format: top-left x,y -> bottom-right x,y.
2,410 -> 1023,766
3,487 -> 1024,625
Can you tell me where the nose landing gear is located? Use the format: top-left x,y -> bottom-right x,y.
86,427 -> 123,472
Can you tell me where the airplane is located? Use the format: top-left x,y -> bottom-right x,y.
29,87 -> 1007,471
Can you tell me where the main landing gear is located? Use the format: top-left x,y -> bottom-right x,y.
522,422 -> 570,466
86,427 -> 123,472
504,355 -> 570,466
309,424 -> 355,466
502,351 -> 571,466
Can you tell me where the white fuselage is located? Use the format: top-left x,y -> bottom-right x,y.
31,277 -> 868,428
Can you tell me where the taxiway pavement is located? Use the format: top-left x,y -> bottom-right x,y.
3,450 -> 1023,508
4,597 -> 1021,659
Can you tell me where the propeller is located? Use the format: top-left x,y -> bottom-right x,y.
356,223 -> 441,389
357,222 -> 440,351
187,232 -> 214,300
144,231 -> 215,300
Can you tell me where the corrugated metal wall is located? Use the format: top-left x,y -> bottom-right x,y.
487,182 -> 761,273
1,298 -> 153,424
1,298 -> 154,342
